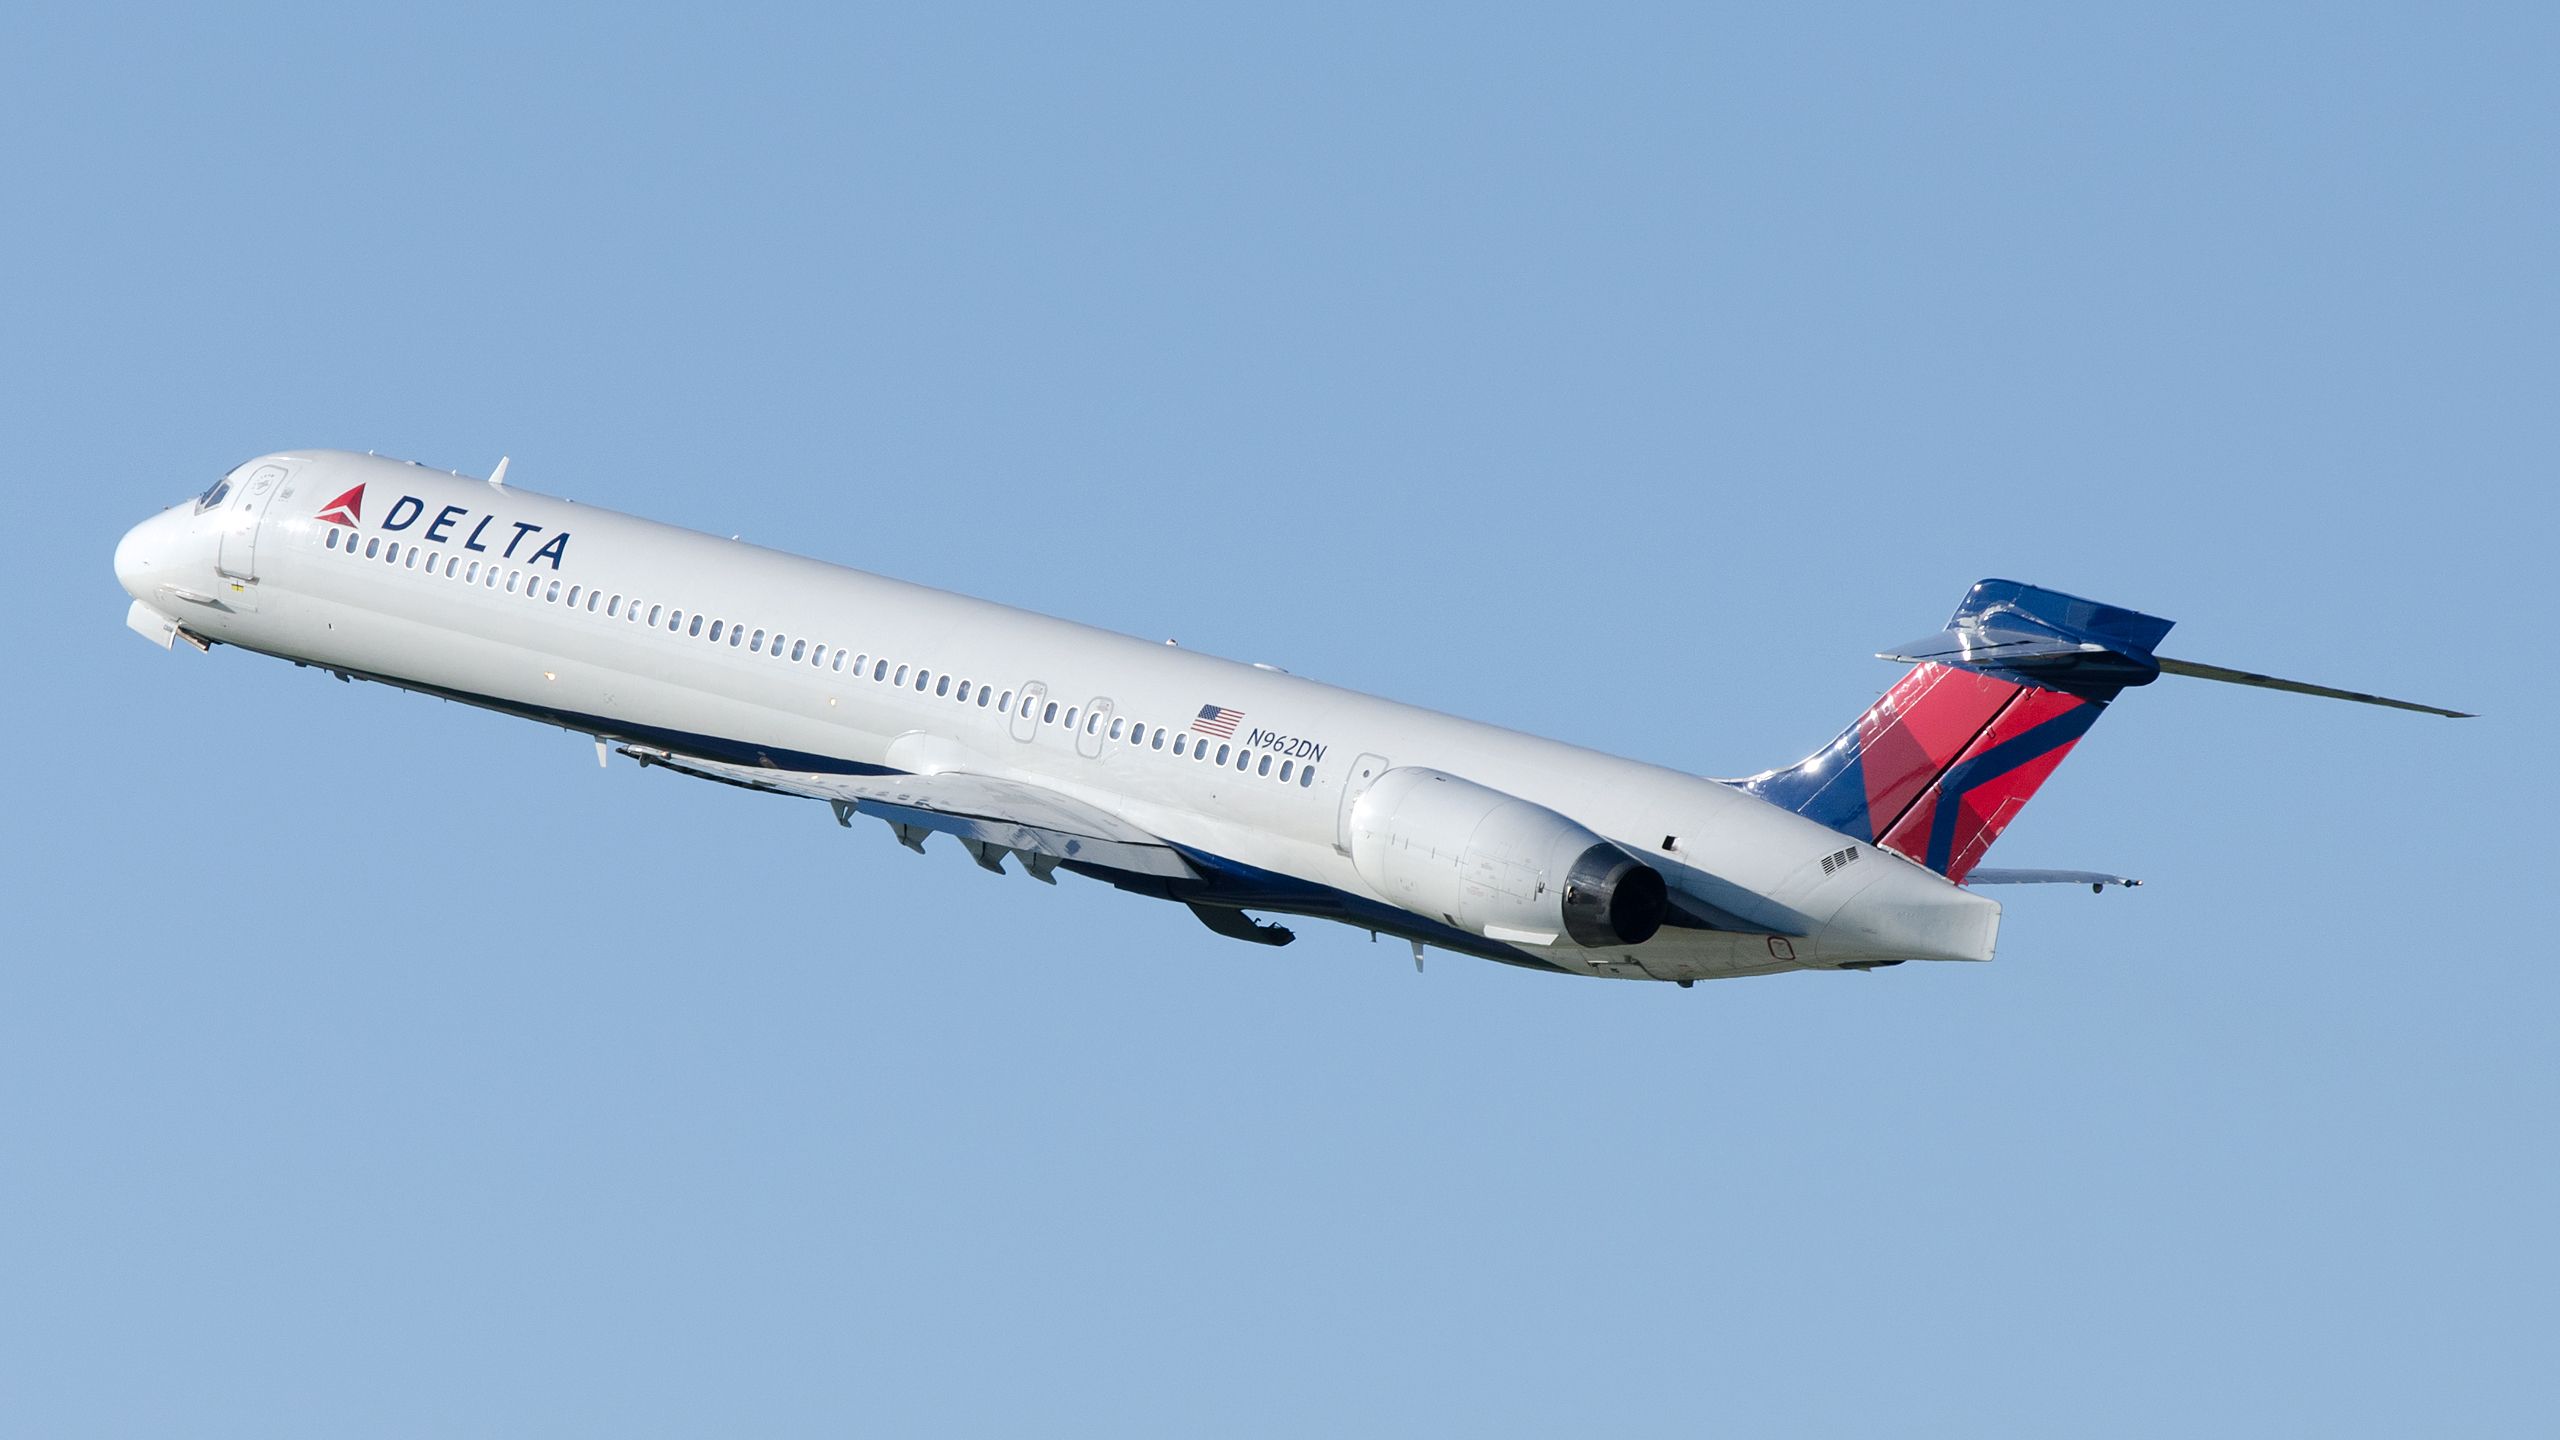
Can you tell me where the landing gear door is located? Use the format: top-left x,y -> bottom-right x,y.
1334,753 -> 1391,856
215,462 -> 293,581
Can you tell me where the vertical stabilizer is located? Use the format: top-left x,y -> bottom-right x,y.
1734,581 -> 2171,883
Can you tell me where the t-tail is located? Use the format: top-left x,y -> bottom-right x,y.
1736,579 -> 2470,884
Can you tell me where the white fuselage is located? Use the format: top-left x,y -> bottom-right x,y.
115,450 -> 1999,983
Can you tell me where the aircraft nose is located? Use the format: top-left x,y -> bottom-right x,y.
115,508 -> 185,601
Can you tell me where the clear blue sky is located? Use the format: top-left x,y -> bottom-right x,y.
7,4 -> 2554,1434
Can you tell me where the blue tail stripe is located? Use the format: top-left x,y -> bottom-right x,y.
1920,702 -> 2103,872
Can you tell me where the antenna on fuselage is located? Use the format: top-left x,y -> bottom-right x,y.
488,456 -> 510,489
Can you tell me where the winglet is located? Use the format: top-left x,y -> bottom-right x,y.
488,456 -> 510,489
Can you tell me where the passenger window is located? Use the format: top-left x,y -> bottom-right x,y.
364,538 -> 379,559
1108,718 -> 1123,740
977,688 -> 991,708
751,629 -> 765,650
935,675 -> 950,696
446,557 -> 461,577
874,660 -> 888,681
607,595 -> 621,615
913,669 -> 927,691
811,645 -> 825,668
792,639 -> 807,661
486,567 -> 499,588
708,620 -> 723,641
326,530 -> 339,550
997,690 -> 1012,711
506,572 -> 519,593
1043,702 -> 1059,724
894,665 -> 908,686
568,586 -> 581,607
690,615 -> 705,637
549,581 -> 563,602
1086,712 -> 1100,734
647,604 -> 662,626
1257,755 -> 1272,776
1152,730 -> 1165,751
833,650 -> 846,672
730,625 -> 744,647
1173,734 -> 1187,756
668,609 -> 683,630
1279,760 -> 1293,781
854,654 -> 868,674
587,590 -> 600,612
1062,707 -> 1077,730
955,681 -> 970,702
1300,766 -> 1316,788
1216,744 -> 1231,765
466,561 -> 479,583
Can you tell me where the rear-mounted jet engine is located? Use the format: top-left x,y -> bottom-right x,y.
1345,767 -> 1666,949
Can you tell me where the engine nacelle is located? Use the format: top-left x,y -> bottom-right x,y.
1346,768 -> 1666,949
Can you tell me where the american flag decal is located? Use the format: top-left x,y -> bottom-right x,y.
1191,705 -> 1244,739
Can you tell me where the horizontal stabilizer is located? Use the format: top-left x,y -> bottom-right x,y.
2154,656 -> 2473,718
1968,868 -> 2141,890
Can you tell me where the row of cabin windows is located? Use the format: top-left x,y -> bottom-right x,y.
830,660 -> 1309,788
1083,711 -> 1318,787
325,525 -> 1317,790
846,653 -> 1012,715
329,526 -> 851,670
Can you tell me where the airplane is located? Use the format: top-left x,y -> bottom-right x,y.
112,450 -> 2470,986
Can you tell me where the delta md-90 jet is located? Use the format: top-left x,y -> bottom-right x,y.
113,451 -> 2467,986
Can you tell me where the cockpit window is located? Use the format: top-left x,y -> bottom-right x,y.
194,478 -> 231,514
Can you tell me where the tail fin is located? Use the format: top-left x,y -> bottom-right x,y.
1737,579 -> 2469,881
1737,580 -> 2171,884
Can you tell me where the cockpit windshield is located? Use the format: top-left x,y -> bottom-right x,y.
195,458 -> 262,514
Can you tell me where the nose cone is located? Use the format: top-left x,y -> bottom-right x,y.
115,507 -> 188,601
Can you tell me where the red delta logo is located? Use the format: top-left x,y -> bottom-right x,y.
315,484 -> 365,527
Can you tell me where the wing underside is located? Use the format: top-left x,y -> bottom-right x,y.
620,746 -> 1199,882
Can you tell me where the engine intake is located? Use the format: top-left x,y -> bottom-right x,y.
1346,768 -> 1666,949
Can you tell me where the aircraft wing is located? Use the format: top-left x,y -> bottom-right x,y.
620,746 -> 1200,882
